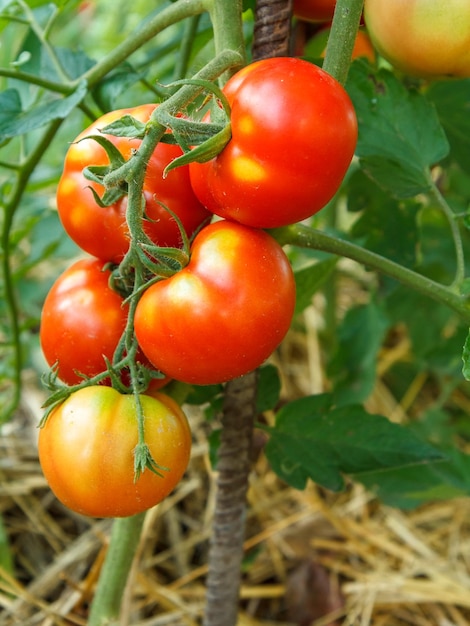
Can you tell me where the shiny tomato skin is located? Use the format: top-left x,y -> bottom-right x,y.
39,257 -> 169,388
38,387 -> 191,518
56,104 -> 210,262
364,0 -> 470,78
189,58 -> 357,229
134,221 -> 296,385
40,258 -> 126,385
293,0 -> 336,22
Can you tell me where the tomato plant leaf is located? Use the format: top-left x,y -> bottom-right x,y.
55,46 -> 95,80
355,447 -> 470,509
347,169 -> 420,268
461,329 -> 470,381
0,89 -> 22,126
427,79 -> 470,176
99,115 -> 147,139
0,81 -> 87,141
346,60 -> 449,198
256,364 -> 281,414
294,256 -> 337,315
328,300 -> 390,406
264,395 -> 443,493
386,287 -> 464,377
91,63 -> 142,112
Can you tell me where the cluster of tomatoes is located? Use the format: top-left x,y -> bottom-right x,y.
38,56 -> 358,518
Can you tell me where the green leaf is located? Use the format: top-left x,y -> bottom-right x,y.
100,114 -> 147,139
427,79 -> 470,175
0,89 -> 22,126
185,384 -> 223,406
265,394 -> 335,490
328,300 -> 390,406
459,278 -> 470,296
347,169 -> 420,267
346,60 -> 449,198
55,46 -> 95,80
294,256 -> 337,315
163,123 -> 231,174
264,395 -> 443,493
0,81 -> 87,141
256,364 -> 281,414
92,63 -> 142,112
356,447 -> 470,509
208,428 -> 221,469
462,329 -> 470,381
386,287 -> 462,376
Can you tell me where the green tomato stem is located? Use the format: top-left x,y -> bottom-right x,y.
319,0 -> 363,344
80,0 -> 210,90
1,118 -> 64,423
87,513 -> 146,626
270,223 -> 470,324
429,177 -> 466,288
173,14 -> 202,80
209,0 -> 246,83
322,0 -> 364,85
17,0 -> 69,83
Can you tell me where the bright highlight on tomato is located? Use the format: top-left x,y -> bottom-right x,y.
189,57 -> 357,229
38,387 -> 192,518
56,104 -> 210,262
364,0 -> 470,78
134,221 -> 296,385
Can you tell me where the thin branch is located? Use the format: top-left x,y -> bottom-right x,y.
270,223 -> 470,323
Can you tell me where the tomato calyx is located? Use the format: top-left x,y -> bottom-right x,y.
153,77 -> 232,175
81,133 -> 129,207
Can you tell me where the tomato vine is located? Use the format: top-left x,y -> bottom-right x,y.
3,0 -> 470,624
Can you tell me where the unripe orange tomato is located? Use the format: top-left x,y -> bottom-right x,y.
364,0 -> 470,78
306,26 -> 375,62
39,387 -> 191,518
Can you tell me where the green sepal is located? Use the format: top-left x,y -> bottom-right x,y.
84,178 -> 127,207
163,122 -> 231,175
80,134 -> 128,205
79,133 -> 127,168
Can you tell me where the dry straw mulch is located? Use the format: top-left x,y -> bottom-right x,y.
1,302 -> 470,626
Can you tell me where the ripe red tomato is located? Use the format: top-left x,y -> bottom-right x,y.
40,258 -> 126,384
364,0 -> 470,78
134,221 -> 296,385
40,257 -> 168,388
56,104 -> 210,262
293,0 -> 336,22
189,57 -> 357,229
38,387 -> 191,517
